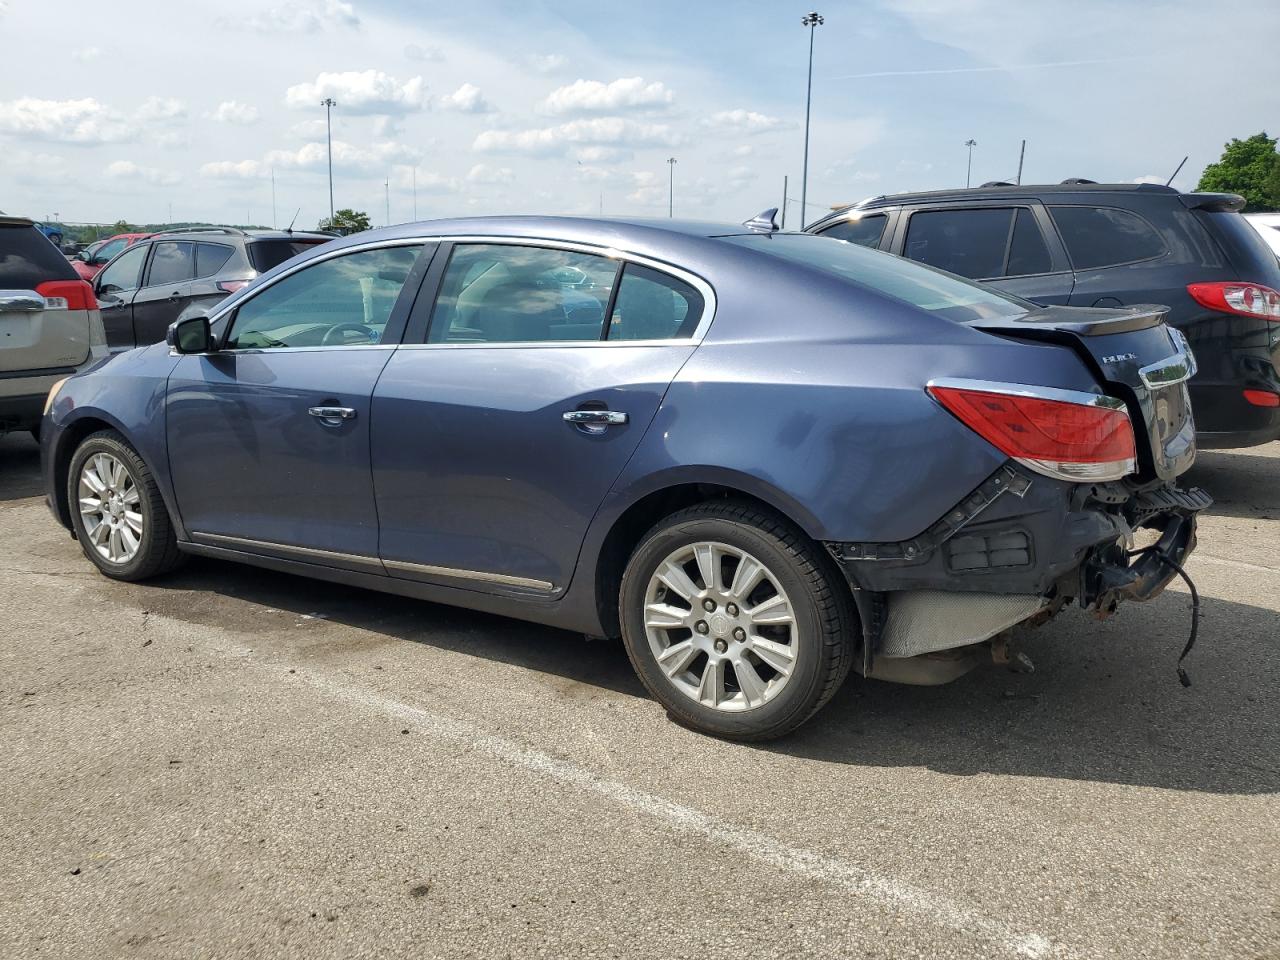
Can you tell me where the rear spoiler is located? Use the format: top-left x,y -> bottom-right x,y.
1179,192 -> 1245,213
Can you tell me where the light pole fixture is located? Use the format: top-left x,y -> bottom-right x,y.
321,97 -> 337,221
800,11 -> 824,230
667,157 -> 677,218
965,138 -> 977,188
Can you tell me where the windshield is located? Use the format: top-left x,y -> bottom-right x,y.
248,238 -> 331,273
724,233 -> 1030,324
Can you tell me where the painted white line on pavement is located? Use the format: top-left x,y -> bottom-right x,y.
301,671 -> 1066,960
1192,553 -> 1279,575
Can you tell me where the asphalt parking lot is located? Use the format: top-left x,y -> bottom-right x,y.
1,431 -> 1277,960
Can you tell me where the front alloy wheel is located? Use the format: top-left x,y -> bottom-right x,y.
620,501 -> 855,741
78,452 -> 144,564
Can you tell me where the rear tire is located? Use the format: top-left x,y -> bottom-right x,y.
67,430 -> 185,581
619,500 -> 856,741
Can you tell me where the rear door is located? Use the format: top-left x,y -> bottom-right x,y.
94,242 -> 149,350
371,239 -> 710,595
132,240 -> 196,346
895,203 -> 1075,304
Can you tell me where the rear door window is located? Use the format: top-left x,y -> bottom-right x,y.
195,242 -> 234,278
145,241 -> 197,287
1005,208 -> 1053,276
1048,206 -> 1167,269
818,214 -> 888,248
904,208 -> 1011,279
0,224 -> 78,287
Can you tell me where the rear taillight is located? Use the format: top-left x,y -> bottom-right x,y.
1243,389 -> 1280,408
217,280 -> 250,294
35,279 -> 97,312
928,381 -> 1137,482
1187,281 -> 1280,321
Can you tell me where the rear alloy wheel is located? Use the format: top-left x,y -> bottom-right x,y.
620,501 -> 855,740
68,430 -> 185,581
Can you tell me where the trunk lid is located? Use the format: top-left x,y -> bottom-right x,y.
972,304 -> 1196,481
0,294 -> 92,374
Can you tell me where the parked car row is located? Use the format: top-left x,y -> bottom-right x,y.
807,182 -> 1280,448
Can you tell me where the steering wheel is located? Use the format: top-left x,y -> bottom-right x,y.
321,322 -> 378,346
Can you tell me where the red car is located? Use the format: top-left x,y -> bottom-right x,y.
71,233 -> 152,280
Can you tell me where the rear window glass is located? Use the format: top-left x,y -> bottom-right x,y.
1048,206 -> 1167,269
0,224 -> 77,287
248,239 -> 330,273
819,214 -> 887,248
725,233 -> 1028,323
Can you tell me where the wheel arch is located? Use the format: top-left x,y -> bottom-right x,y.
587,469 -> 833,637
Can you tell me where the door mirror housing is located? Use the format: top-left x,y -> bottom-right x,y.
168,315 -> 215,354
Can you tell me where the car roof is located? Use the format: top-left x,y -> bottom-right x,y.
0,215 -> 37,228
836,181 -> 1179,213
144,227 -> 334,243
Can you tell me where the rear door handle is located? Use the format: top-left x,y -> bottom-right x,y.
309,405 -> 357,425
563,410 -> 627,425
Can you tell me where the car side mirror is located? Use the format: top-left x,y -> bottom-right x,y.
168,315 -> 215,354
74,251 -> 88,261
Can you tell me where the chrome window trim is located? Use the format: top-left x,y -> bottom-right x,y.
190,531 -> 554,592
418,234 -> 718,346
925,377 -> 1127,410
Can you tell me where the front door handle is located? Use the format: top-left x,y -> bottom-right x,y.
309,405 -> 357,425
563,410 -> 627,425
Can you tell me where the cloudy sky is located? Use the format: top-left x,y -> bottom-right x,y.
2,0 -> 1277,230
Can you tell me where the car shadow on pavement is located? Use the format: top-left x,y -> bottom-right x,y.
1186,448 -> 1280,521
779,592 -> 1280,796
0,432 -> 43,502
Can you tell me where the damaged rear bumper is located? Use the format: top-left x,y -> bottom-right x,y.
825,463 -> 1210,681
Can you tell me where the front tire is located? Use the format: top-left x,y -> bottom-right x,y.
619,501 -> 856,741
67,430 -> 185,581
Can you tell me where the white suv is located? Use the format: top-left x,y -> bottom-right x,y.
0,216 -> 109,438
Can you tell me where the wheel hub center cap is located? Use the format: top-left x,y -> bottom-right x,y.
708,611 -> 732,638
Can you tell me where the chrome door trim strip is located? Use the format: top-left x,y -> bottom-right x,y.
190,531 -> 555,592
190,531 -> 386,572
383,558 -> 554,592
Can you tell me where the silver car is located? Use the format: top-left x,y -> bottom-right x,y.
0,216 -> 108,438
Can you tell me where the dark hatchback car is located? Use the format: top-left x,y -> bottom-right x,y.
92,227 -> 332,352
807,183 -> 1280,448
41,216 -> 1208,740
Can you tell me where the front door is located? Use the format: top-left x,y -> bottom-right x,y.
166,241 -> 429,569
93,242 -> 149,351
372,241 -> 710,594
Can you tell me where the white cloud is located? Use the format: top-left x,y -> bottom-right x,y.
213,100 -> 260,125
392,166 -> 459,193
474,117 -> 682,155
1131,174 -> 1166,184
529,53 -> 567,74
467,163 -> 514,184
135,97 -> 187,122
0,97 -> 132,144
702,109 -> 789,135
266,139 -> 421,173
285,70 -> 427,115
404,42 -> 443,62
572,146 -> 632,164
234,0 -> 359,33
201,160 -> 268,180
439,83 -> 493,114
290,118 -> 329,140
71,47 -> 100,62
542,77 -> 673,115
105,160 -> 180,186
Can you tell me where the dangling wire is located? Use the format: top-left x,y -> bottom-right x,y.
1128,543 -> 1200,687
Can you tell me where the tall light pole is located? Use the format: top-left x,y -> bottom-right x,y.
321,97 -> 337,221
385,176 -> 391,226
666,157 -> 677,217
412,167 -> 418,221
800,11 -> 824,230
965,138 -> 977,188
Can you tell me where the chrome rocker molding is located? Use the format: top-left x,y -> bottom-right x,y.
187,532 -> 553,591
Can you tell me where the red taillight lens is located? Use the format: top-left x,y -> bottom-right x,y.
929,384 -> 1137,482
1243,389 -> 1280,408
217,280 -> 250,294
35,279 -> 97,312
1187,281 -> 1280,321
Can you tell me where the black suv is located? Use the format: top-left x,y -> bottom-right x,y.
92,227 -> 333,352
807,183 -> 1280,448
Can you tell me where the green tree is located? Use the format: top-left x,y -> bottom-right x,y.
1197,132 -> 1280,211
318,208 -> 371,234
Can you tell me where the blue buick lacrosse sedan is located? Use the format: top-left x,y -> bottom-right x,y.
40,214 -> 1209,739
